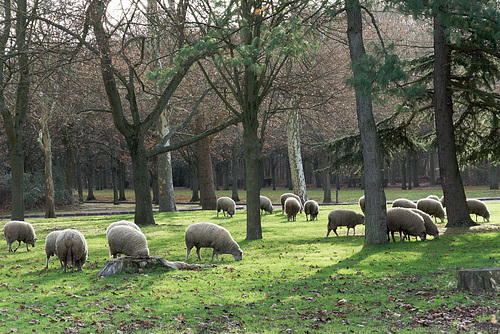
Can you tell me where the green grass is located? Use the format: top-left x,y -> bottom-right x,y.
1,202 -> 500,333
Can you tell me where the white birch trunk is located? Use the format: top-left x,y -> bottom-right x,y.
158,110 -> 177,212
286,108 -> 307,204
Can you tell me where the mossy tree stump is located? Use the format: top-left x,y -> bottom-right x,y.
97,256 -> 212,277
457,267 -> 500,292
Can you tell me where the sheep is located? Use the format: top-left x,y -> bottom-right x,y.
392,198 -> 417,209
185,222 -> 242,262
260,196 -> 273,214
45,230 -> 63,270
427,195 -> 441,202
416,198 -> 445,223
326,209 -> 365,237
3,221 -> 37,253
304,200 -> 319,221
440,196 -> 446,208
284,197 -> 301,222
280,193 -> 303,214
216,197 -> 236,218
467,199 -> 491,222
106,220 -> 141,237
358,196 -> 365,214
107,225 -> 149,258
409,208 -> 439,239
55,229 -> 88,273
386,208 -> 426,242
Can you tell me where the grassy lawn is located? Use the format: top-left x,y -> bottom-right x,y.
1,200 -> 499,332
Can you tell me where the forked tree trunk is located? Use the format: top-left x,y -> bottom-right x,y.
346,0 -> 387,245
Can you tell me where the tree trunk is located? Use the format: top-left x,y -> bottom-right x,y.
346,0 -> 387,245
112,156 -> 119,205
490,163 -> 498,190
118,161 -> 126,201
190,158 -> 200,202
196,136 -> 216,210
244,124 -> 263,240
433,7 -> 476,227
157,110 -> 177,212
129,140 -> 155,225
401,158 -> 407,190
38,109 -> 56,218
457,267 -> 500,292
286,108 -> 308,204
323,154 -> 332,203
86,163 -> 96,201
231,147 -> 240,202
411,152 -> 419,187
64,146 -> 75,204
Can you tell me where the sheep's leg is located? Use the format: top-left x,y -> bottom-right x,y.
353,228 -> 356,236
7,243 -> 12,252
45,257 -> 50,270
334,229 -> 339,237
326,229 -> 331,237
196,247 -> 202,261
13,241 -> 21,252
185,247 -> 192,262
346,228 -> 350,236
211,251 -> 219,262
26,243 -> 30,252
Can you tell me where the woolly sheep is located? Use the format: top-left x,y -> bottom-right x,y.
358,196 -> 365,214
409,208 -> 439,239
440,196 -> 446,208
284,197 -> 301,222
107,225 -> 149,258
217,197 -> 236,218
392,198 -> 417,209
55,229 -> 88,273
3,221 -> 37,253
260,196 -> 273,214
106,220 -> 141,237
427,195 -> 441,202
467,199 -> 491,222
280,193 -> 303,214
386,208 -> 426,242
304,200 -> 319,221
326,209 -> 365,237
45,230 -> 63,270
416,198 -> 445,223
185,222 -> 242,262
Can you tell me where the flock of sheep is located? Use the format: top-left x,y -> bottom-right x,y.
2,193 -> 492,272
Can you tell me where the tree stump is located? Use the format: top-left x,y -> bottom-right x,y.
97,256 -> 212,277
457,267 -> 500,292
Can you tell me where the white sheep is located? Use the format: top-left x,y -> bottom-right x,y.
409,208 -> 439,239
280,193 -> 303,214
260,196 -> 273,214
392,198 -> 417,209
416,198 -> 445,223
304,200 -> 319,221
440,196 -> 446,208
185,222 -> 242,262
107,225 -> 149,258
427,195 -> 441,202
284,197 -> 301,222
326,209 -> 365,237
216,197 -> 236,218
467,199 -> 491,222
387,208 -> 426,242
3,221 -> 37,252
55,229 -> 88,273
106,220 -> 141,237
358,196 -> 365,214
45,230 -> 63,270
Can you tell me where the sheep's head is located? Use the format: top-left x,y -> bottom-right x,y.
359,214 -> 365,225
233,249 -> 243,261
419,232 -> 427,241
30,238 -> 37,248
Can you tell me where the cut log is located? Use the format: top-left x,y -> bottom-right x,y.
97,256 -> 212,277
457,267 -> 500,292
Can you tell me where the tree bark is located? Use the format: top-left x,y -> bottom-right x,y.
244,123 -> 263,240
287,108 -> 308,204
346,0 -> 387,245
37,103 -> 56,218
196,136 -> 216,210
457,267 -> 500,292
157,111 -> 177,212
490,163 -> 498,190
231,146 -> 240,202
433,6 -> 476,227
322,154 -> 332,203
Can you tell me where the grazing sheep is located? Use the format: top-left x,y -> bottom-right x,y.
326,209 -> 365,237
216,197 -> 236,218
417,198 -> 445,223
427,195 -> 441,202
409,209 -> 439,239
260,196 -> 273,214
3,221 -> 37,253
284,197 -> 301,222
392,198 -> 417,209
280,193 -> 303,214
386,208 -> 426,242
107,225 -> 149,258
185,222 -> 242,262
304,200 -> 319,221
106,220 -> 141,237
55,229 -> 88,273
440,196 -> 446,208
467,199 -> 491,222
45,230 -> 63,270
358,196 -> 365,214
